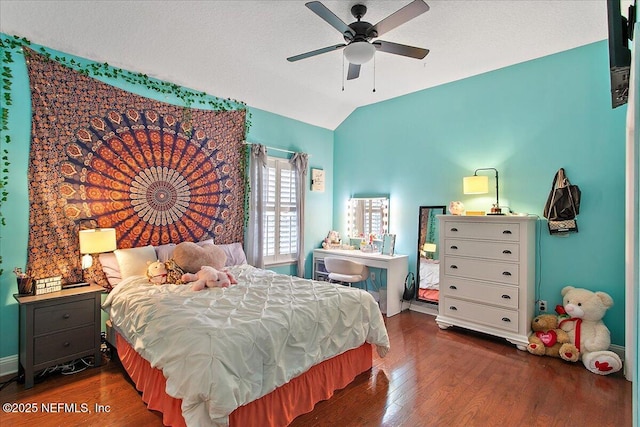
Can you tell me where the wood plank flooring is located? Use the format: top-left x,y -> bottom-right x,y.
0,311 -> 632,426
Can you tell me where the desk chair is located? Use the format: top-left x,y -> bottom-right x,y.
324,257 -> 369,291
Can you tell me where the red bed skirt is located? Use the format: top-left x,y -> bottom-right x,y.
116,332 -> 373,426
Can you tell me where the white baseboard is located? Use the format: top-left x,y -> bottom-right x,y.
0,354 -> 18,378
407,300 -> 438,316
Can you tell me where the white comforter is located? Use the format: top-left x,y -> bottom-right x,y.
103,264 -> 390,426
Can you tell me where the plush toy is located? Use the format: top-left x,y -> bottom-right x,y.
146,259 -> 185,285
181,265 -> 238,291
527,314 -> 571,358
146,260 -> 168,284
557,286 -> 623,375
172,241 -> 227,273
449,201 -> 464,215
322,230 -> 341,249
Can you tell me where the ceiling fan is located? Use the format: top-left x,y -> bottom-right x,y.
287,0 -> 430,80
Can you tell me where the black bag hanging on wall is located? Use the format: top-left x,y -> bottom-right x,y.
543,168 -> 581,234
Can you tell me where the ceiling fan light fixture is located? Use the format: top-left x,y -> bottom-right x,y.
343,41 -> 375,65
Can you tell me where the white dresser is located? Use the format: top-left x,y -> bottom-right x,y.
435,215 -> 536,350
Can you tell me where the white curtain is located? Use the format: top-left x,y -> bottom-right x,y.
246,144 -> 267,269
290,152 -> 308,278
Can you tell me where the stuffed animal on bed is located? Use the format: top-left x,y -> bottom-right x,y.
172,241 -> 227,273
181,265 -> 238,291
146,259 -> 185,285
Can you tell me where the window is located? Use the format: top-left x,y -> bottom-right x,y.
263,157 -> 297,265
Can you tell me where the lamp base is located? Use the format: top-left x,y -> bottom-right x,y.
486,212 -> 505,216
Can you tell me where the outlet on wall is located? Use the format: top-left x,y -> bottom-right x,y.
370,272 -> 376,281
537,300 -> 547,312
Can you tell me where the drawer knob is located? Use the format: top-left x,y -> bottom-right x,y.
450,245 -> 458,250
502,230 -> 513,235
502,250 -> 512,254
449,285 -> 458,290
450,265 -> 458,269
449,306 -> 458,311
450,227 -> 458,232
501,294 -> 511,299
63,314 -> 70,319
501,317 -> 511,322
502,271 -> 512,276
63,342 -> 70,347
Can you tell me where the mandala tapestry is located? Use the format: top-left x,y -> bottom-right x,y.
25,49 -> 246,288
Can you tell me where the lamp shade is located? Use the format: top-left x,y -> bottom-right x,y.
344,41 -> 375,65
79,228 -> 117,254
463,175 -> 489,194
422,243 -> 437,253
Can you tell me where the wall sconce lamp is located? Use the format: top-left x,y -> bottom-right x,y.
463,168 -> 504,215
79,228 -> 117,269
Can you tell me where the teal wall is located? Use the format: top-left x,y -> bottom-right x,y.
334,41 -> 627,346
0,36 -> 333,359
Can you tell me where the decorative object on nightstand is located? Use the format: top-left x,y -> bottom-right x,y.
14,267 -> 34,295
14,284 -> 104,388
463,167 -> 504,215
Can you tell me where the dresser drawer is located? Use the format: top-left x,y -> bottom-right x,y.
34,298 -> 95,335
443,256 -> 519,285
33,325 -> 96,365
440,277 -> 518,309
441,297 -> 519,332
444,221 -> 520,242
444,239 -> 519,261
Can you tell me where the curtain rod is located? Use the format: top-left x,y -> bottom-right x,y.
243,142 -> 310,157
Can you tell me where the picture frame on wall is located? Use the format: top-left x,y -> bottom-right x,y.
381,234 -> 396,256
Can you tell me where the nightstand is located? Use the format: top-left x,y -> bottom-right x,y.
14,284 -> 104,388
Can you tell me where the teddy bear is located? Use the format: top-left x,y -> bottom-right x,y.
526,314 -> 571,358
171,241 -> 227,273
557,286 -> 623,375
181,265 -> 238,291
146,259 -> 185,285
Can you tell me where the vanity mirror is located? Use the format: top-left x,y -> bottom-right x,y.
346,197 -> 389,239
416,205 -> 446,304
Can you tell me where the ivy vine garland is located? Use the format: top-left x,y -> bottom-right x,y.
0,34 -> 252,275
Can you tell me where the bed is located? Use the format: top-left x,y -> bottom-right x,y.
418,258 -> 440,302
101,242 -> 390,427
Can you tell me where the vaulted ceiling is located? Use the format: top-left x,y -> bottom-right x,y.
0,1 -> 610,129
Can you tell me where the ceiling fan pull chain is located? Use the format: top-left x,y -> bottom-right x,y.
373,55 -> 376,93
342,54 -> 345,92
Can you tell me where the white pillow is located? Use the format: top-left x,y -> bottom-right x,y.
217,242 -> 247,266
99,252 -> 122,286
114,245 -> 157,279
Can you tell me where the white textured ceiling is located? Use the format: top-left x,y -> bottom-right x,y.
0,0 -> 608,130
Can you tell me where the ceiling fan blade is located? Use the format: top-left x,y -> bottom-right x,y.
369,0 -> 430,38
287,43 -> 346,62
306,1 -> 355,39
347,63 -> 361,80
373,40 -> 429,59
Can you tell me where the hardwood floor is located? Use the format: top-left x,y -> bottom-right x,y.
0,311 -> 632,426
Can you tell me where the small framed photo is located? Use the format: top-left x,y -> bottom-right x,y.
381,234 -> 396,256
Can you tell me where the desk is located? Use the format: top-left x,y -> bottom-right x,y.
313,249 -> 409,317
